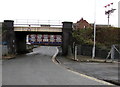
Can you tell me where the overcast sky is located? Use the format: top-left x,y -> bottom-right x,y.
0,0 -> 119,27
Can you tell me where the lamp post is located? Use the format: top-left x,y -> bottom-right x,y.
104,3 -> 116,27
92,0 -> 96,59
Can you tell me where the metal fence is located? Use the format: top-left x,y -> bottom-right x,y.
14,19 -> 62,27
73,44 -> 120,59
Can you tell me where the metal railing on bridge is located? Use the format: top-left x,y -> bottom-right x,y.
14,19 -> 62,27
14,19 -> 62,32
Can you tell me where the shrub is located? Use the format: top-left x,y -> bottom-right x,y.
72,27 -> 120,49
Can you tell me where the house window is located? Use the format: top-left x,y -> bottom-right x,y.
84,26 -> 86,28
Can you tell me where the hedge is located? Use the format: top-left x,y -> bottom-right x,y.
72,27 -> 120,49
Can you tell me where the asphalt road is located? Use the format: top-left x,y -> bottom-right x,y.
2,46 -> 113,85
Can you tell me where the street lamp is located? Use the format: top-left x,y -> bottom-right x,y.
92,0 -> 96,59
104,3 -> 116,27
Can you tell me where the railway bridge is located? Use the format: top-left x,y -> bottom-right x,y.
2,20 -> 73,55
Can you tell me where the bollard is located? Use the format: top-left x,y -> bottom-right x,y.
74,45 -> 77,61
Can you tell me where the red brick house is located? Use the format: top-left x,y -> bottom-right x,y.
74,18 -> 92,30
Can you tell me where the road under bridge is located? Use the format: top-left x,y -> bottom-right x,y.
2,20 -> 73,55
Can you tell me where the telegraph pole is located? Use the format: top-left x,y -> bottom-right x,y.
104,3 -> 116,27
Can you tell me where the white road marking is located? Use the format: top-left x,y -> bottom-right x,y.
52,47 -> 114,85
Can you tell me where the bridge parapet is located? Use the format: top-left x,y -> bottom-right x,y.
14,26 -> 62,32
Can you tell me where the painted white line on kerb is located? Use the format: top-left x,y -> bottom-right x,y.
67,69 -> 114,85
52,47 -> 114,85
52,47 -> 59,64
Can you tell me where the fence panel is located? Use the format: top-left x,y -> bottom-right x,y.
76,44 -> 120,59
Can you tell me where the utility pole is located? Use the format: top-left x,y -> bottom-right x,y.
104,3 -> 116,27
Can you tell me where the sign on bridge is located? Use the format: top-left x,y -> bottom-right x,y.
28,34 -> 62,46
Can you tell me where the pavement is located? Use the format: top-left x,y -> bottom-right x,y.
56,49 -> 120,86
2,46 -> 114,85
